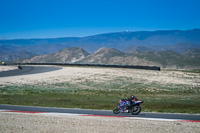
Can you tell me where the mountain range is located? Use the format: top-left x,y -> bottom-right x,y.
1,29 -> 200,54
1,29 -> 200,69
22,47 -> 200,69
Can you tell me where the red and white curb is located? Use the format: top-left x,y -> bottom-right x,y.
0,109 -> 200,123
0,67 -> 18,72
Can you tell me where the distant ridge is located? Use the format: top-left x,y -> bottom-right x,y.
23,47 -> 89,63
22,47 -> 200,69
1,29 -> 200,55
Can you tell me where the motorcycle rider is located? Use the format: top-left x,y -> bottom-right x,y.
127,95 -> 138,106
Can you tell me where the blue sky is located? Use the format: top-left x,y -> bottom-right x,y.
0,0 -> 200,39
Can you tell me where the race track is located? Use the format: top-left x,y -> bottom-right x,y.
0,104 -> 200,122
0,66 -> 61,77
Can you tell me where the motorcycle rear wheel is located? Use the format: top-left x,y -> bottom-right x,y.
130,105 -> 141,115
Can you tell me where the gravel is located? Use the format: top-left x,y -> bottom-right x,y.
0,66 -> 200,87
0,112 -> 199,133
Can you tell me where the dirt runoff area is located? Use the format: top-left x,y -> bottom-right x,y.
0,112 -> 199,133
0,65 -> 200,87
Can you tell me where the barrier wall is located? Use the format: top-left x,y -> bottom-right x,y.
13,63 -> 161,71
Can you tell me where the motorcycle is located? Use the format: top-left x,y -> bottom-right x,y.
113,97 -> 143,115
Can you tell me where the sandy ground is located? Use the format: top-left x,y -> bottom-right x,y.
0,66 -> 200,88
0,112 -> 199,133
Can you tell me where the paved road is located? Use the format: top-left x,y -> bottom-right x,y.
0,66 -> 61,77
0,104 -> 200,121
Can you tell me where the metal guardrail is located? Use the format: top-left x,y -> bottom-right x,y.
12,63 -> 161,71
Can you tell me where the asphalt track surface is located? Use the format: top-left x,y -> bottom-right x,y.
0,65 -> 200,121
0,66 -> 61,77
0,104 -> 200,121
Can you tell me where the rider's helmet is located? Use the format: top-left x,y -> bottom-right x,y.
130,95 -> 135,99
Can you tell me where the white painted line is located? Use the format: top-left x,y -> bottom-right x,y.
127,117 -> 181,121
40,112 -> 85,116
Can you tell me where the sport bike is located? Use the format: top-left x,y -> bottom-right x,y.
113,98 -> 143,115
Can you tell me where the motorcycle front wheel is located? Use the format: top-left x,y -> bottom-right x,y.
130,105 -> 141,115
113,106 -> 120,114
